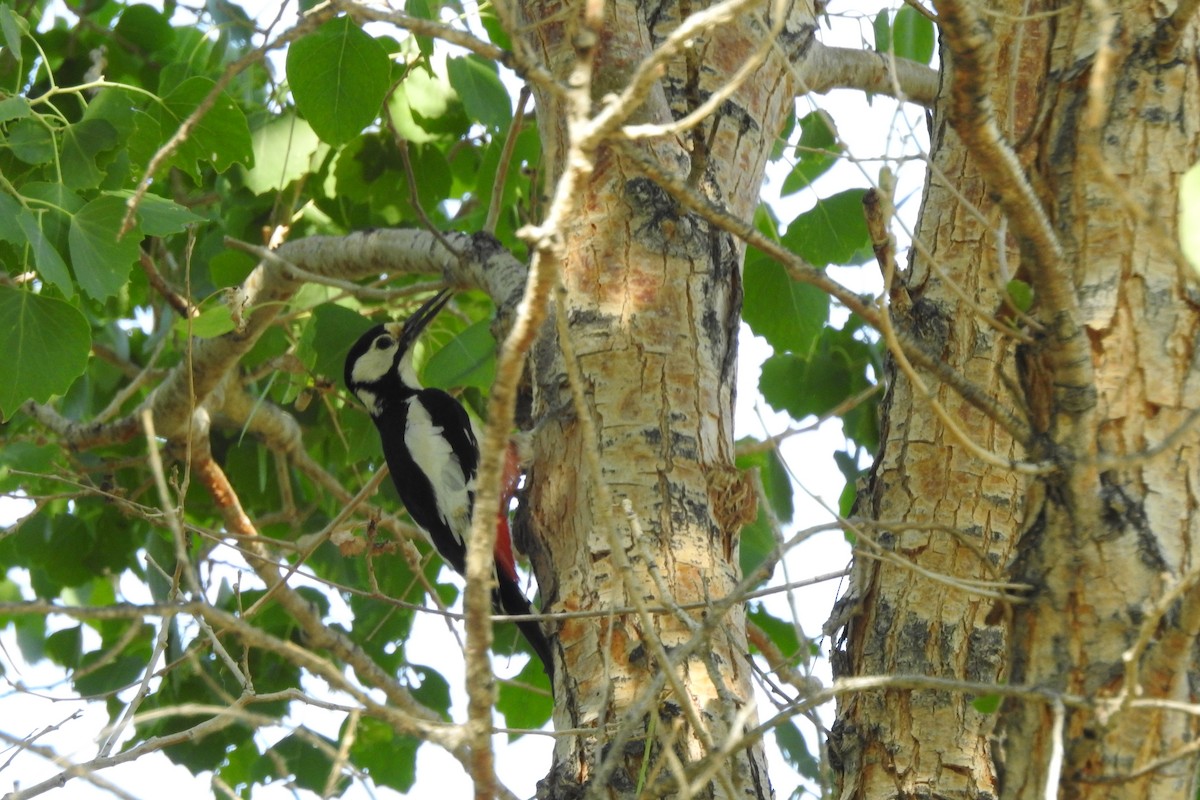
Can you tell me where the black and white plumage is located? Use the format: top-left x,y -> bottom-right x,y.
343,289 -> 553,678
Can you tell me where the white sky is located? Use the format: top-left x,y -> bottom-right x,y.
0,0 -> 929,797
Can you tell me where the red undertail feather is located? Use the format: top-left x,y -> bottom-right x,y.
492,439 -> 523,584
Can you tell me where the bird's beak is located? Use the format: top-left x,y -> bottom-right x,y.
400,289 -> 453,349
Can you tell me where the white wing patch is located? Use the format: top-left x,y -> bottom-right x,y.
404,397 -> 472,542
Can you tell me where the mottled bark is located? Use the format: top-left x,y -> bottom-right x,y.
830,3 -> 1200,799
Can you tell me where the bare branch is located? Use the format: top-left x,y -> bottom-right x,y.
795,42 -> 938,107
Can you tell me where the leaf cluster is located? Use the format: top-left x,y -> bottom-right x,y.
1,0 -> 547,793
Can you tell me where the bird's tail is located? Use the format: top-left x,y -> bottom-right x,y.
489,438 -> 553,679
493,576 -> 555,681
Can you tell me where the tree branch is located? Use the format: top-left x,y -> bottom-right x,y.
794,42 -> 939,107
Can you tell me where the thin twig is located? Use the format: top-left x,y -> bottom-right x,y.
139,249 -> 199,318
142,409 -> 200,595
485,86 -> 532,235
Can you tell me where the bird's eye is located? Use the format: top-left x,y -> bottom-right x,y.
374,335 -> 394,351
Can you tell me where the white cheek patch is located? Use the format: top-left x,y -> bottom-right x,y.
351,344 -> 397,386
404,398 -> 472,541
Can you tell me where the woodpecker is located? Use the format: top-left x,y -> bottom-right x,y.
343,289 -> 553,678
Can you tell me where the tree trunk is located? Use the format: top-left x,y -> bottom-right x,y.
509,0 -> 813,794
831,3 -> 1200,799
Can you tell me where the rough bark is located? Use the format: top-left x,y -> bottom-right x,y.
508,0 -> 814,795
830,3 -> 1200,799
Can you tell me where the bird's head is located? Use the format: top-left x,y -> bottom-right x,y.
343,289 -> 453,415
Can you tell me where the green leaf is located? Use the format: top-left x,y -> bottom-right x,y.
446,55 -> 511,130
739,507 -> 775,582
1005,279 -> 1034,314
249,732 -> 339,794
497,658 -> 553,732
759,354 -> 829,420
775,720 -> 821,781
0,3 -> 26,53
121,192 -> 205,235
208,250 -> 257,288
781,111 -> 840,195
743,251 -> 829,355
747,606 -> 803,664
43,516 -> 94,587
399,0 -> 436,55
82,88 -> 141,144
45,625 -> 83,668
13,614 -> 46,662
243,114 -> 327,194
735,445 -> 793,524
350,717 -> 418,792
0,95 -> 31,123
388,65 -> 468,143
872,9 -> 891,53
477,6 -> 512,50
423,319 -> 496,391
16,210 -> 74,297
0,440 -> 58,477
973,693 -> 1002,714
893,6 -> 935,65
150,77 -> 253,178
114,3 -> 174,54
286,16 -> 391,146
179,303 -> 236,338
782,189 -> 873,267
0,287 -> 91,419
838,478 -> 857,518
6,119 -> 56,165
74,652 -> 147,696
833,450 -> 865,518
1179,160 -> 1200,276
68,195 -> 143,300
306,302 -> 374,382
763,448 -> 794,522
61,118 -> 119,190
408,665 -> 451,719
0,193 -> 21,244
